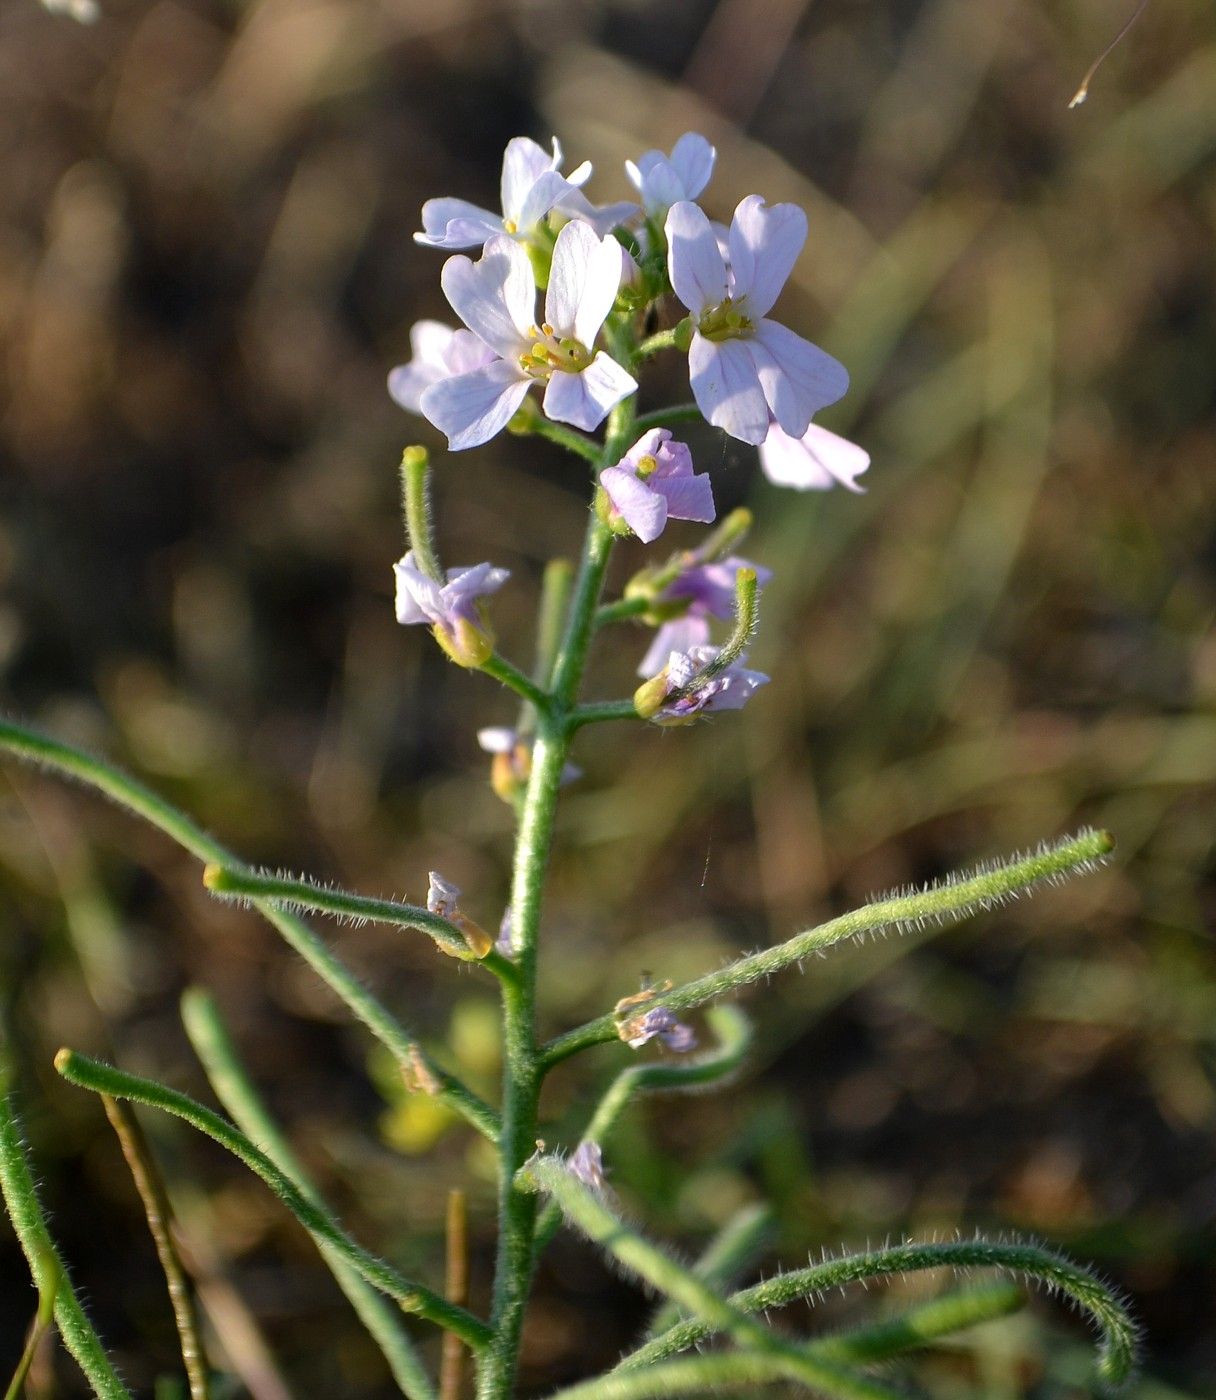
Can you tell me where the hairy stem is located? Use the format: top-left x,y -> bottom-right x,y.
180,989 -> 437,1400
544,829 -> 1115,1066
55,1050 -> 492,1351
0,719 -> 495,1140
520,1155 -> 902,1400
618,1236 -> 1138,1389
0,1089 -> 131,1399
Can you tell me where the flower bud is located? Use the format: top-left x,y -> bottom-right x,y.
432,616 -> 494,669
633,670 -> 671,719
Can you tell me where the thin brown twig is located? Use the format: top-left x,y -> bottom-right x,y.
1069,0 -> 1150,107
440,1189 -> 469,1400
100,1096 -> 210,1400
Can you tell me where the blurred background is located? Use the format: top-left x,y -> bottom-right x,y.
1,0 -> 1214,1394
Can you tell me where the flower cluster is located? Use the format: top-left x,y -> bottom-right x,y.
390,131 -> 869,735
391,132 -> 868,483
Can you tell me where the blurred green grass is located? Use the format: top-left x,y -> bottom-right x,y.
0,0 -> 1213,1394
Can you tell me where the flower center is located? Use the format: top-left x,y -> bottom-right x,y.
697,296 -> 753,342
634,453 -> 659,480
518,324 -> 594,379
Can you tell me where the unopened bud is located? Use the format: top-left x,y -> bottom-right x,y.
633,671 -> 671,720
432,616 -> 494,669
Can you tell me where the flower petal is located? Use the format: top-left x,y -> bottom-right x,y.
515,169 -> 580,235
638,616 -> 710,677
748,320 -> 850,437
545,221 -> 625,344
394,552 -> 445,625
500,137 -> 558,223
414,197 -> 504,250
727,195 -> 807,318
688,335 -> 768,444
545,218 -> 593,335
654,471 -> 715,524
440,236 -> 534,357
542,352 -> 637,431
420,360 -> 530,451
759,422 -> 870,492
665,201 -> 729,317
388,362 -> 438,415
669,132 -> 716,200
601,466 -> 667,543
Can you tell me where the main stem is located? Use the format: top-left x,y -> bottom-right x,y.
479,395 -> 630,1398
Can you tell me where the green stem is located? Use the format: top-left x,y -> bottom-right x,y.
546,1352 -> 896,1400
479,653 -> 552,712
55,1050 -> 493,1351
616,1236 -> 1138,1389
400,448 -> 443,583
544,829 -> 1115,1067
519,1156 -> 902,1400
0,1089 -> 132,1399
0,719 -> 496,1141
536,1007 -> 752,1256
568,700 -> 641,730
807,1283 -> 1024,1364
201,865 -> 517,985
533,560 -> 576,694
512,416 -> 602,465
480,399 -> 631,1395
631,404 -> 702,434
180,989 -> 437,1400
646,1198 -> 773,1339
634,328 -> 682,361
593,596 -> 651,629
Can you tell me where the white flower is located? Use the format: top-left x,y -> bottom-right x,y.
626,132 -> 716,217
666,196 -> 849,446
415,137 -> 591,251
421,221 -> 637,450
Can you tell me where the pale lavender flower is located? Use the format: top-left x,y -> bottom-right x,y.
758,421 -> 870,492
638,643 -> 769,724
387,321 -> 496,415
414,137 -> 591,251
568,1141 -> 607,1191
426,871 -> 461,919
622,1006 -> 697,1052
422,223 -> 637,449
626,132 -> 716,218
666,196 -> 849,445
638,556 -> 771,677
394,552 -> 509,633
599,429 -> 715,544
394,550 -> 508,665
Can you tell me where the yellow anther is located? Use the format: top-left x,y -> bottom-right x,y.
503,219 -> 518,234
541,322 -> 555,336
636,454 -> 659,480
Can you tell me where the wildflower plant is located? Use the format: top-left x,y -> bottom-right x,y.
0,130 -> 1140,1400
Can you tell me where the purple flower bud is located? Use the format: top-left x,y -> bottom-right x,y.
621,1005 -> 698,1052
635,645 -> 769,724
568,1140 -> 607,1191
427,871 -> 461,920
